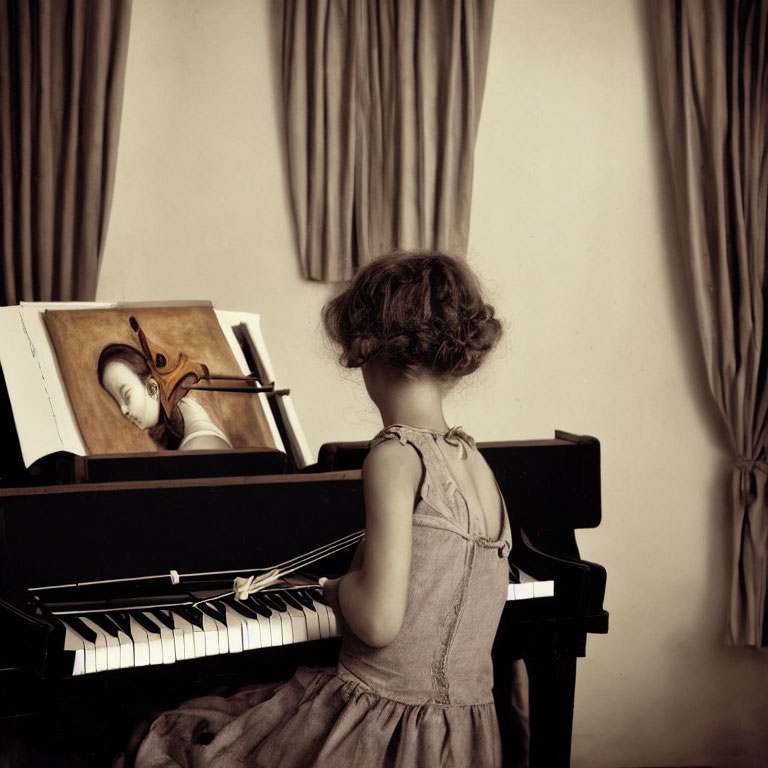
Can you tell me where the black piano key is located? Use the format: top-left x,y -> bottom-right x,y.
280,590 -> 304,611
248,595 -> 274,618
292,589 -> 317,612
61,616 -> 98,644
132,611 -> 162,635
223,596 -> 263,620
198,602 -> 227,624
261,593 -> 287,612
109,612 -> 133,636
308,587 -> 328,605
170,605 -> 204,629
88,613 -> 121,638
149,609 -> 176,631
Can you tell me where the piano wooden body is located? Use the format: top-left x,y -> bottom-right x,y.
0,368 -> 608,767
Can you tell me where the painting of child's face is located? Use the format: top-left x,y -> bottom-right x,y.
43,305 -> 278,455
101,361 -> 161,431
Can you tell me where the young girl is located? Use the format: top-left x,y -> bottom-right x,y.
133,251 -> 528,768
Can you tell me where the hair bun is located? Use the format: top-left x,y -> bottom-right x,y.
323,251 -> 502,378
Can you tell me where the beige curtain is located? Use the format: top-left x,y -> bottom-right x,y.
282,0 -> 494,281
650,1 -> 768,646
0,0 -> 132,305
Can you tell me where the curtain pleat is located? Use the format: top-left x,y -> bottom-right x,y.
282,0 -> 494,281
650,0 -> 768,646
0,0 -> 132,305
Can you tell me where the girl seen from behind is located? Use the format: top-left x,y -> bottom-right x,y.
134,251 -> 529,768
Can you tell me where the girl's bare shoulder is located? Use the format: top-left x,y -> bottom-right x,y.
363,436 -> 422,487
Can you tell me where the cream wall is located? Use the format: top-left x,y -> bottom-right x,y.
98,1 -> 768,766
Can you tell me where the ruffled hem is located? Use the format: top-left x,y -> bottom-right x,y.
134,666 -> 502,768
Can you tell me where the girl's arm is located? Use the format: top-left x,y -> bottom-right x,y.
348,538 -> 365,572
330,439 -> 420,647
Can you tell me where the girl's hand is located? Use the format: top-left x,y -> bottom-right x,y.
318,576 -> 343,612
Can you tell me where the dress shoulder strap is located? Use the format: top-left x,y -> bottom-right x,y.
371,424 -> 476,459
371,424 -> 476,451
369,425 -> 477,525
371,424 -> 425,450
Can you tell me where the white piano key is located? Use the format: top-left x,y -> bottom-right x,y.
83,645 -> 97,674
302,603 -> 322,641
324,603 -> 338,637
142,611 -> 163,665
200,613 -> 221,656
312,599 -> 331,638
62,624 -> 86,676
203,605 -> 229,655
533,580 -> 555,598
144,612 -> 176,664
170,622 -> 187,661
154,611 -> 188,661
189,617 -> 207,658
265,610 -> 283,646
244,614 -> 262,649
167,612 -> 199,659
222,605 -> 245,653
160,611 -> 188,660
72,649 -> 86,676
61,620 -> 96,675
83,616 -> 122,670
228,601 -> 263,650
508,569 -> 555,600
285,603 -> 309,644
80,617 -> 118,671
310,600 -> 337,638
276,606 -> 293,645
128,617 -> 151,667
248,614 -> 272,648
511,582 -> 535,600
116,627 -> 134,669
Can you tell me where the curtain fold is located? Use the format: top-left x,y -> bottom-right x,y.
0,0 -> 132,305
282,0 -> 494,281
650,0 -> 768,646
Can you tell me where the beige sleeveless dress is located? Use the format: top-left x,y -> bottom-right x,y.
133,425 -> 523,768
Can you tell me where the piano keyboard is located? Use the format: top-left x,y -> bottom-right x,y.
508,569 -> 555,600
54,574 -> 555,677
57,586 -> 336,677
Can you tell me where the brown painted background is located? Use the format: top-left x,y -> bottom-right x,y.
45,305 -> 277,455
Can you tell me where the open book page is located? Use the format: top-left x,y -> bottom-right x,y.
0,302 -> 297,468
0,302 -> 113,467
216,310 -> 314,469
213,311 -> 285,456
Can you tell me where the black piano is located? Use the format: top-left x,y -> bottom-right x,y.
0,372 -> 608,767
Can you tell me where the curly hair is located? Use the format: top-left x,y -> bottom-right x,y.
322,251 -> 502,378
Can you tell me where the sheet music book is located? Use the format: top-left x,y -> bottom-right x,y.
0,301 -> 313,470
215,310 -> 314,470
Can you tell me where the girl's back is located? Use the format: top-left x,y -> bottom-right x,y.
320,423 -> 511,764
431,428 -> 506,540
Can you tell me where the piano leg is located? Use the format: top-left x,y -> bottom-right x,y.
525,655 -> 577,768
493,656 -> 530,768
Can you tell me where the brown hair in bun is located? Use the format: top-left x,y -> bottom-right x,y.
323,251 -> 501,378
